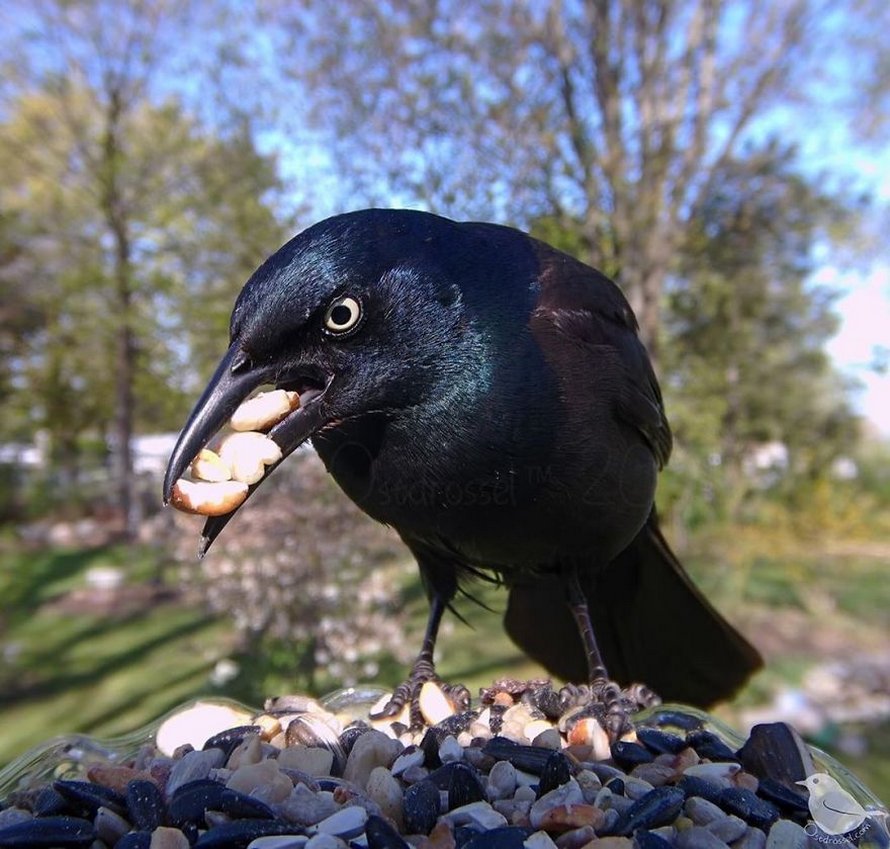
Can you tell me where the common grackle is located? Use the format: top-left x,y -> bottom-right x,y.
164,209 -> 761,728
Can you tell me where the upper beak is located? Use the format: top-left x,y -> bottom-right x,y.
163,343 -> 331,554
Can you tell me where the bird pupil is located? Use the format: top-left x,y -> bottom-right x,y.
331,304 -> 352,327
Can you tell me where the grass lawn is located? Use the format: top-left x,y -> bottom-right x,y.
0,544 -> 234,765
0,532 -> 888,805
0,541 -> 543,769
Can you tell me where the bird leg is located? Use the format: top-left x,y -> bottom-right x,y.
370,593 -> 470,728
565,569 -> 661,738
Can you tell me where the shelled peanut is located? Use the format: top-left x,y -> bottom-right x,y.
169,390 -> 299,516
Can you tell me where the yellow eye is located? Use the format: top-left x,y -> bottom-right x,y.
324,296 -> 362,334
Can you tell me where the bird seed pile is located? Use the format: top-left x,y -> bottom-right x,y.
1,680 -> 887,849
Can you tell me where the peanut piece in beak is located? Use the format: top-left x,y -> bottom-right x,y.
171,479 -> 249,516
190,448 -> 232,482
218,431 -> 283,485
230,389 -> 300,432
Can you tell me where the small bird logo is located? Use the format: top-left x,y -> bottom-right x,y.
798,772 -> 868,836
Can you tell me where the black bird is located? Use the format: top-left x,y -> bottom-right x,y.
164,208 -> 761,727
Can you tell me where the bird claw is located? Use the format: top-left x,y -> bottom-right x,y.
560,678 -> 661,740
370,659 -> 471,729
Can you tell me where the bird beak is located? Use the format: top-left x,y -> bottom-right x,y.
163,343 -> 332,555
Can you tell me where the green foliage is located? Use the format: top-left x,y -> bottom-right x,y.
532,146 -> 866,537
661,145 -> 861,522
853,437 -> 890,504
834,723 -> 890,805
0,537 -> 538,765
0,81 -> 288,519
0,543 -> 230,764
4,534 -> 890,804
529,215 -> 620,279
0,0 -> 294,531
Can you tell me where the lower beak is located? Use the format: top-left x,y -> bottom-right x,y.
163,344 -> 331,554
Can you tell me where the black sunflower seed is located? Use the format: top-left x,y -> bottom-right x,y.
365,813 -> 411,849
202,725 -> 262,759
614,786 -> 686,836
126,779 -> 166,830
482,737 -> 554,775
718,787 -> 780,830
447,763 -> 486,809
193,818 -> 305,848
676,775 -> 724,804
32,787 -> 68,818
419,727 -> 444,769
634,830 -> 675,849
756,777 -> 809,815
637,727 -> 687,755
686,730 -> 740,763
536,750 -> 573,798
403,779 -> 440,835
116,832 -> 153,849
611,740 -> 654,769
52,781 -> 126,817
463,825 -> 532,848
169,779 -> 275,826
0,815 -> 96,848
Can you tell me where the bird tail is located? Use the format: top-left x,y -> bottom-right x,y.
503,511 -> 762,707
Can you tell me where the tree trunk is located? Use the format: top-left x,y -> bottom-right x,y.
721,290 -> 746,522
621,247 -> 667,369
113,260 -> 137,540
629,264 -> 665,367
101,88 -> 138,542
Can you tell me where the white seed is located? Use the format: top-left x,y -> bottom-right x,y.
190,448 -> 232,482
684,762 -> 742,781
247,837 -> 308,849
567,717 -> 611,761
218,431 -> 283,484
230,389 -> 300,432
418,680 -> 457,725
315,805 -> 368,839
442,800 -> 508,831
170,478 -> 249,516
149,827 -> 190,849
438,735 -> 463,764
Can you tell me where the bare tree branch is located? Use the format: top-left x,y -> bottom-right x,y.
262,0 -> 845,357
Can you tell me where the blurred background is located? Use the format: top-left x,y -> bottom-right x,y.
1,0 -> 889,798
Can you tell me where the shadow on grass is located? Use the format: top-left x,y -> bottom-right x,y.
77,659 -> 225,737
0,546 -> 110,617
6,605 -> 184,680
0,609 -> 212,706
445,651 -> 535,681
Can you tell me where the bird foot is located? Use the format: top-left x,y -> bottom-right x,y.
560,678 -> 661,740
370,658 -> 471,729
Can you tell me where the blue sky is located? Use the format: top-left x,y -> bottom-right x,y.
824,263 -> 890,435
800,139 -> 890,436
275,133 -> 890,437
9,2 -> 887,437
261,45 -> 890,439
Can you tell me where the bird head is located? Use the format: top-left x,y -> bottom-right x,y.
797,773 -> 843,795
163,209 -> 494,552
